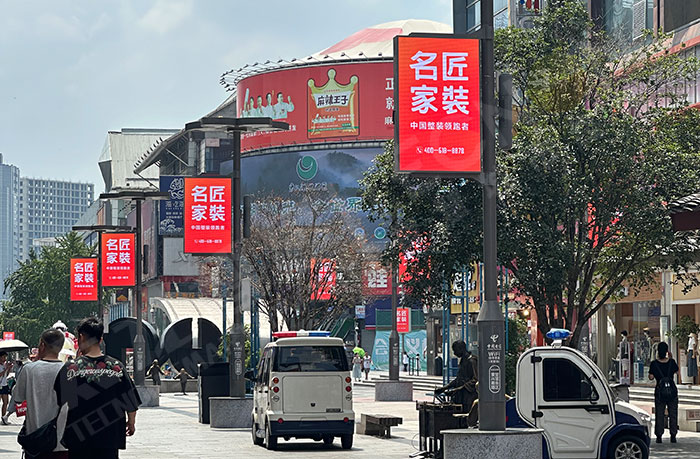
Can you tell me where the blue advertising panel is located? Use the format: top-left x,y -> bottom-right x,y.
159,176 -> 184,236
371,330 -> 427,371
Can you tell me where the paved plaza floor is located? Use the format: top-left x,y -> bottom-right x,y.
1,385 -> 700,458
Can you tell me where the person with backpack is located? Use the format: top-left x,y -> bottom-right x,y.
648,341 -> 679,444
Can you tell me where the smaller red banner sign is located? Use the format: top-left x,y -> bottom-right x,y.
184,177 -> 232,254
70,258 -> 99,301
397,307 -> 411,333
101,233 -> 135,287
312,258 -> 336,301
2,332 -> 15,340
362,261 -> 392,296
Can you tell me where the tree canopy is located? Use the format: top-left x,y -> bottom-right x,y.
242,193 -> 365,332
1,232 -> 101,345
361,0 -> 700,347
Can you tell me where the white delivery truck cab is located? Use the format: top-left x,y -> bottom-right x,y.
249,331 -> 354,450
505,329 -> 652,459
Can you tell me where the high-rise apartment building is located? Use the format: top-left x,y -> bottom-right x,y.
0,154 -> 20,301
18,178 -> 94,261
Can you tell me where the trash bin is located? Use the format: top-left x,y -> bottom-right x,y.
435,356 -> 443,376
198,362 -> 229,424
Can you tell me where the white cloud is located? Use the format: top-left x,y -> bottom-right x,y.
36,13 -> 83,40
139,0 -> 194,35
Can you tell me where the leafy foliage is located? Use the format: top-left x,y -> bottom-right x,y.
1,232 -> 101,345
667,316 -> 700,350
505,317 -> 529,395
361,0 -> 700,347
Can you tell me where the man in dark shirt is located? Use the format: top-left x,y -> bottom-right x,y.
435,340 -> 478,414
55,317 -> 141,458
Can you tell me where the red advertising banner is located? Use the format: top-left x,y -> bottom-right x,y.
2,332 -> 15,340
362,261 -> 391,296
395,35 -> 481,173
237,62 -> 394,152
184,177 -> 232,254
397,307 -> 411,333
312,258 -> 336,301
101,233 -> 135,287
70,258 -> 98,301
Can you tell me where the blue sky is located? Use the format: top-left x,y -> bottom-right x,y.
0,0 -> 452,193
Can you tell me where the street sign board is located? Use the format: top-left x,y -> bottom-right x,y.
2,332 -> 14,340
159,176 -> 184,236
70,258 -> 98,301
101,233 -> 135,287
394,35 -> 481,174
355,305 -> 366,319
183,177 -> 232,254
397,307 -> 411,333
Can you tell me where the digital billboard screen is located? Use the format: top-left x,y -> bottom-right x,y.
70,258 -> 98,301
101,233 -> 135,287
183,177 -> 232,254
236,62 -> 394,152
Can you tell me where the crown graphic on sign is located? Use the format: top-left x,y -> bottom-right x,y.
307,68 -> 359,138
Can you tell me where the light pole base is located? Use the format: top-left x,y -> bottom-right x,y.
136,385 -> 160,407
442,428 -> 543,459
209,396 -> 253,428
374,380 -> 413,401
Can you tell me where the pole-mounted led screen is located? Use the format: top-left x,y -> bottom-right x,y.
394,35 -> 481,174
70,258 -> 98,301
101,233 -> 135,287
184,177 -> 232,254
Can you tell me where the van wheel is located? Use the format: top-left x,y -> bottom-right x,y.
341,434 -> 353,450
265,421 -> 277,450
252,419 -> 264,447
323,435 -> 334,446
608,435 -> 648,459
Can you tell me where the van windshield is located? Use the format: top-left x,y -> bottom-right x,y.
273,346 -> 349,372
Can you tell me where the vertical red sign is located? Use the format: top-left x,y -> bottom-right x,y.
312,258 -> 336,300
395,35 -> 481,173
2,332 -> 15,340
397,307 -> 411,333
70,258 -> 98,301
101,233 -> 135,287
183,177 -> 232,254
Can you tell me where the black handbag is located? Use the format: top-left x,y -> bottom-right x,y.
17,415 -> 58,457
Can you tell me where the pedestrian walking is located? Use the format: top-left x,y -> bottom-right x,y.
415,353 -> 421,376
146,359 -> 164,386
55,317 -> 141,459
173,368 -> 193,395
649,341 -> 679,444
13,328 -> 69,458
402,352 -> 409,372
352,353 -> 363,382
2,359 -> 23,424
0,351 -> 13,424
362,354 -> 372,381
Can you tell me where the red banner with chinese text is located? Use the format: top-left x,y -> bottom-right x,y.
395,36 -> 481,173
362,261 -> 392,296
311,258 -> 336,301
397,307 -> 411,333
184,177 -> 232,254
101,233 -> 135,287
70,258 -> 98,301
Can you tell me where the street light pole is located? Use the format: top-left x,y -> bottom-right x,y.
230,129 -> 246,398
134,199 -> 145,386
475,0 -> 506,431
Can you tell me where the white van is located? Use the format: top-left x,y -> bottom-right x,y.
248,331 -> 355,450
506,329 -> 652,459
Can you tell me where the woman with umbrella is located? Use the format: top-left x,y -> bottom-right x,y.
0,352 -> 13,424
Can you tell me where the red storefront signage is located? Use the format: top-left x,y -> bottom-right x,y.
394,35 -> 481,174
101,233 -> 135,287
70,258 -> 98,301
397,307 -> 411,333
362,261 -> 391,296
2,332 -> 15,340
312,258 -> 336,301
183,177 -> 232,254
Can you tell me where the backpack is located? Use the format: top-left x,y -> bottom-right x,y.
657,362 -> 677,403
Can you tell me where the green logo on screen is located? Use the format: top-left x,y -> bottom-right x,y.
296,156 -> 318,181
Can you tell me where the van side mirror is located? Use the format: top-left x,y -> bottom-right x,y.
244,369 -> 255,381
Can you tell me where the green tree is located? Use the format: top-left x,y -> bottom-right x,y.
1,232 -> 102,345
361,0 -> 700,347
505,317 -> 529,395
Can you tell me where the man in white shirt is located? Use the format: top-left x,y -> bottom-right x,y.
273,92 -> 295,119
10,328 -> 68,457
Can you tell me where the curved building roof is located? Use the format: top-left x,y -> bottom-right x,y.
220,19 -> 451,91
